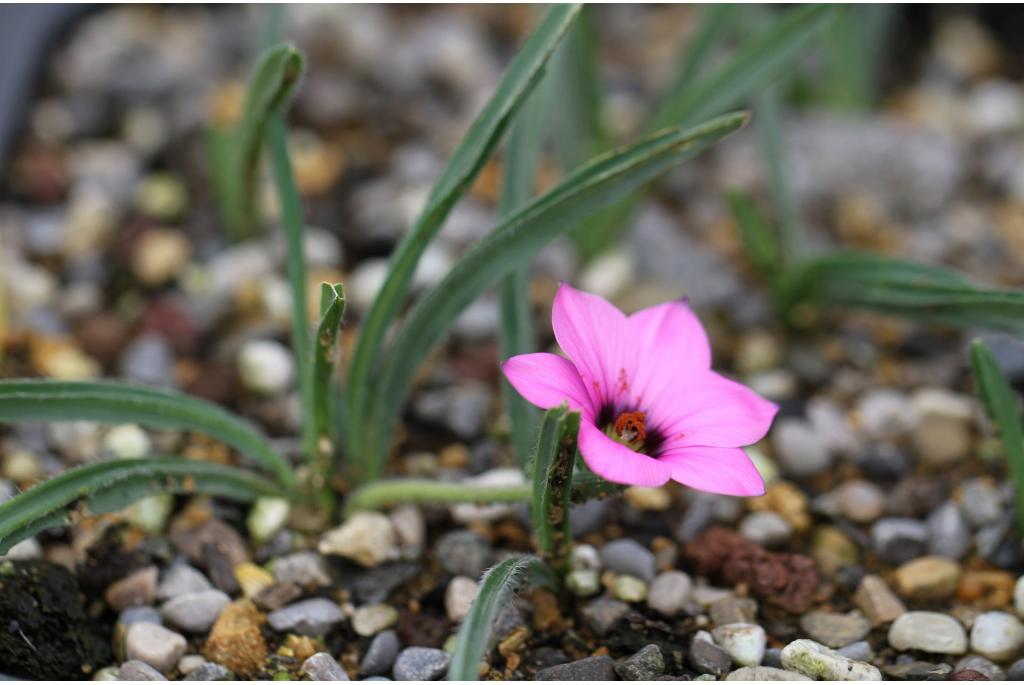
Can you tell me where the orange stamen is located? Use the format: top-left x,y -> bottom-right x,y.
614,411 -> 647,443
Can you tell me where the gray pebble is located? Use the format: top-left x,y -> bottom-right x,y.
160,590 -> 230,633
888,611 -> 967,654
739,512 -> 793,548
928,502 -> 972,559
301,652 -> 350,681
962,479 -> 1004,528
118,660 -> 166,681
1006,657 -> 1024,680
392,647 -> 450,681
955,655 -> 1005,680
124,623 -> 186,673
771,418 -> 832,478
273,551 -> 331,588
267,598 -> 345,636
119,606 -> 162,627
689,637 -> 732,676
119,333 -> 175,387
156,564 -> 211,601
781,639 -> 881,680
711,597 -> 758,627
435,530 -> 492,578
725,666 -> 811,681
799,611 -> 871,648
762,648 -> 784,669
360,630 -> 400,677
646,571 -> 692,617
182,663 -> 232,681
580,597 -> 630,637
615,644 -> 664,681
599,539 -> 656,581
837,641 -> 873,663
536,655 -> 617,681
870,518 -> 929,565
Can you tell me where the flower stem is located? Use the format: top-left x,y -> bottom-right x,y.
343,479 -> 531,516
530,406 -> 581,576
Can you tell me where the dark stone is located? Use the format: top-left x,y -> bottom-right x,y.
360,630 -> 401,677
688,639 -> 731,676
615,645 -> 665,681
351,563 -> 420,604
883,661 -> 953,680
1007,658 -> 1024,681
182,663 -> 233,680
536,655 -> 617,681
580,598 -> 630,637
0,560 -> 113,679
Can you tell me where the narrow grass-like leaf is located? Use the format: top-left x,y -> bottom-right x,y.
755,84 -> 803,258
344,5 -> 581,470
312,282 -> 345,471
970,340 -> 1024,530
0,458 -> 278,555
529,406 -> 580,573
727,190 -> 781,283
778,251 -> 1024,334
362,113 -> 749,472
663,4 -> 738,104
822,5 -> 897,111
211,43 -> 304,238
448,555 -> 550,681
343,479 -> 530,517
498,56 -> 550,467
266,114 -> 315,460
0,380 -> 294,490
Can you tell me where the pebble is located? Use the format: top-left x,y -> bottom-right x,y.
536,655 -> 617,681
435,530 -> 492,578
799,611 -> 871,648
882,661 -> 952,679
771,418 -> 832,478
713,623 -> 767,667
781,639 -> 882,681
838,641 -> 873,663
615,644 -> 665,680
647,571 -> 693,617
581,597 -> 630,637
689,636 -> 733,676
961,479 -> 1005,528
870,518 -> 929,565
566,569 -> 601,597
182,663 -> 232,681
161,590 -> 231,633
203,600 -> 268,677
389,504 -> 426,558
810,526 -> 860,578
106,566 -> 158,611
711,597 -> 758,627
233,561 -> 273,599
237,339 -> 295,396
854,574 -> 906,627
910,389 -> 973,467
444,576 -> 478,622
1007,657 -> 1024,680
894,555 -> 962,601
125,623 -> 187,673
835,481 -> 885,524
1015,576 -> 1024,615
132,228 -> 190,286
888,611 -> 968,654
360,630 -> 401,677
970,611 -> 1024,662
955,655 -> 1005,681
392,647 -> 450,681
600,539 -> 656,582
301,652 -> 350,681
856,389 -> 914,439
319,512 -> 396,567
103,424 -> 151,458
352,603 -> 399,637
726,666 -> 811,681
177,655 -> 206,675
118,660 -> 167,681
119,333 -> 175,387
928,501 -> 972,559
611,575 -> 648,603
739,511 -> 793,548
273,551 -> 331,588
267,598 -> 345,636
246,497 -> 289,545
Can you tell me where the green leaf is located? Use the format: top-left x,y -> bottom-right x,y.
344,5 -> 582,472
570,456 -> 626,504
265,114 -> 314,460
821,5 -> 897,112
0,380 -> 294,490
362,112 -> 749,472
312,283 -> 346,470
0,458 -> 278,555
727,189 -> 781,283
970,340 -> 1024,531
210,43 -> 305,238
662,4 -> 739,104
448,555 -> 552,681
778,251 -> 1024,334
755,84 -> 803,258
529,405 -> 580,573
343,479 -> 530,517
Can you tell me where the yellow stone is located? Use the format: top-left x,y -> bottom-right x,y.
234,562 -> 274,599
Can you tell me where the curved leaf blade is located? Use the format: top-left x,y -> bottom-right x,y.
0,458 -> 278,555
0,380 -> 294,490
312,283 -> 346,464
343,479 -> 530,517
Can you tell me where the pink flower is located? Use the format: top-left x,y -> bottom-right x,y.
502,284 -> 777,496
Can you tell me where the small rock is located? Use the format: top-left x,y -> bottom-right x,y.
566,569 -> 601,597
1007,657 -> 1024,680
647,571 -> 692,617
910,388 -> 973,467
268,598 -> 345,636
118,660 -> 167,681
106,566 -> 158,611
273,551 -> 331,588
246,497 -> 290,545
888,611 -> 968,654
961,479 -> 1005,528
103,424 -> 151,458
203,600 -> 268,677
360,630 -> 401,677
870,518 -> 929,565
857,389 -> 914,439
352,604 -> 398,637
740,511 -> 793,548
711,597 -> 758,627
161,590 -> 230,633
319,513 -> 396,567
233,562 -> 274,599
781,639 -> 881,681
726,666 -> 812,681
835,481 -> 886,524
854,574 -> 906,627
392,647 -> 450,681
237,340 -> 295,396
1015,576 -> 1024,615
581,597 -> 630,637
389,505 -> 426,558
771,418 -> 833,478
182,662 -> 232,681
253,581 -> 302,611
971,611 -> 1024,662
689,636 -> 732,676
894,555 -> 962,601
537,655 -> 617,681
444,577 -> 478,622
600,539 -> 656,582
838,641 -> 873,663
177,655 -> 207,675
125,623 -> 187,673
958,570 -> 1015,609
435,530 -> 492,578
611,575 -> 648,603
119,333 -> 175,387
301,652 -> 350,681
955,655 -> 1006,681
883,661 -> 953,679
132,228 -> 190,287
929,502 -> 973,559
799,611 -> 871,648
616,644 -> 665,680
810,526 -> 860,578
713,623 -> 767,667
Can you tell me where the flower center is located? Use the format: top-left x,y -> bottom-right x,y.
611,410 -> 647,450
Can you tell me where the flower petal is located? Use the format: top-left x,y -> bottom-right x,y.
577,421 -> 671,487
627,299 -> 712,406
659,445 -> 766,496
501,353 -> 595,419
551,283 -> 630,411
650,371 -> 778,449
